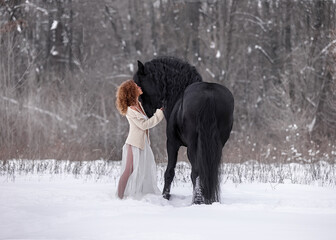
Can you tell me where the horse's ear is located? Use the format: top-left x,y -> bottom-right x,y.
137,60 -> 145,75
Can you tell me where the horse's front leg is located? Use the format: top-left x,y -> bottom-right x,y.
162,139 -> 180,200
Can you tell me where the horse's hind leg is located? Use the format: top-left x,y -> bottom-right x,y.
163,140 -> 180,200
191,170 -> 204,204
187,144 -> 197,187
188,145 -> 205,204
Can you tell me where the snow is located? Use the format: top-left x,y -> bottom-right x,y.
128,63 -> 134,72
17,24 -> 22,33
51,20 -> 58,30
1,160 -> 336,240
216,50 -> 221,58
307,117 -> 316,133
206,68 -> 215,78
255,45 -> 274,63
50,46 -> 58,56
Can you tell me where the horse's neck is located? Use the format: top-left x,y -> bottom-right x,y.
163,96 -> 184,127
163,87 -> 184,120
156,60 -> 201,118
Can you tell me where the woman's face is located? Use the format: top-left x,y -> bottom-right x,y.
135,83 -> 143,96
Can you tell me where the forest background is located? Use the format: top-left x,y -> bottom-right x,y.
1,0 -> 335,163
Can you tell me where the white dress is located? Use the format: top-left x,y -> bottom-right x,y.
119,114 -> 161,199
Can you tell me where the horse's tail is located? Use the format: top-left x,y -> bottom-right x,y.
196,96 -> 222,204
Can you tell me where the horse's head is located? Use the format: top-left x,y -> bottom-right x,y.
133,60 -> 164,117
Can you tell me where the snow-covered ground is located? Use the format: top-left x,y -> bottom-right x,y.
1,160 -> 336,240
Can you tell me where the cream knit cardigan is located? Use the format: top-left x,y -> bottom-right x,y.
125,103 -> 164,150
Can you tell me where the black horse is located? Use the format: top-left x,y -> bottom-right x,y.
134,57 -> 234,204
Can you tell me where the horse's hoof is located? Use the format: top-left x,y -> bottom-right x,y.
162,192 -> 171,200
192,176 -> 205,204
192,196 -> 205,205
192,194 -> 205,204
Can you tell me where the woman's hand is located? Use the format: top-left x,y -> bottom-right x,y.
160,107 -> 164,111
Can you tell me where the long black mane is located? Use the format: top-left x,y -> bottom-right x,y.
144,57 -> 202,114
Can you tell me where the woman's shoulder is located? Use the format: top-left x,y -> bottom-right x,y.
126,106 -> 144,119
126,107 -> 133,115
127,106 -> 138,115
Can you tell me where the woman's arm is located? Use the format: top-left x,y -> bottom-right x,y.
128,109 -> 164,130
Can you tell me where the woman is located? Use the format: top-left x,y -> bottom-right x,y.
115,79 -> 164,199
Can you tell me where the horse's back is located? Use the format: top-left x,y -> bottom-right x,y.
183,82 -> 234,118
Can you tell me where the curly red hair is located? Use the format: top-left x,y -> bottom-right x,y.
116,80 -> 138,115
